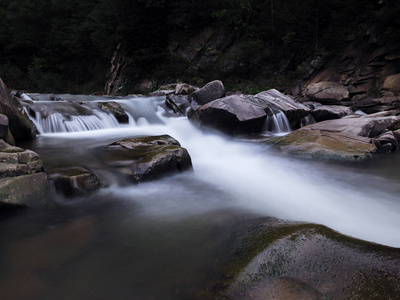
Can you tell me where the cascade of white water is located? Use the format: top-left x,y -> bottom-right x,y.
30,111 -> 120,134
264,110 -> 291,134
20,95 -> 400,247
23,96 -> 165,134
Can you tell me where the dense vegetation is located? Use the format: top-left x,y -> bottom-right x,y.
0,0 -> 398,94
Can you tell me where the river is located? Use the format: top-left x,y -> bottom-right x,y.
1,95 -> 399,299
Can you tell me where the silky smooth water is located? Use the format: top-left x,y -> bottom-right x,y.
2,96 -> 400,299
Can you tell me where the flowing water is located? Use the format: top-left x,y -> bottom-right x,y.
1,95 -> 400,299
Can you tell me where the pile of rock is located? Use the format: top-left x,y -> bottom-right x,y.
0,140 -> 53,207
181,80 -> 310,135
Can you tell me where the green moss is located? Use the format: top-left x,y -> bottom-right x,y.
267,131 -> 375,160
214,219 -> 400,297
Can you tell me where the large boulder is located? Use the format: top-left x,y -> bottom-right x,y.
269,112 -> 400,159
190,80 -> 225,106
189,95 -> 267,135
251,89 -> 311,128
220,219 -> 400,300
311,105 -> 353,122
103,135 -> 192,183
0,78 -> 37,142
305,81 -> 349,104
0,140 -> 53,207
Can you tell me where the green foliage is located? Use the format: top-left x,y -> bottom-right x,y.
0,0 -> 392,93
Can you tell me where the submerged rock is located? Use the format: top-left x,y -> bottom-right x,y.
219,219 -> 400,300
269,112 -> 400,159
0,140 -> 53,207
48,167 -> 101,197
104,135 -> 192,183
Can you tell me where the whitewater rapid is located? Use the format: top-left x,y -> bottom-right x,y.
28,96 -> 400,248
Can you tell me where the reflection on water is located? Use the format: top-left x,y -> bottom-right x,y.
3,95 -> 400,298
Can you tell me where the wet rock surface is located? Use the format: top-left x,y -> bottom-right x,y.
161,95 -> 191,117
98,101 -> 129,123
217,218 -> 400,300
103,135 -> 193,183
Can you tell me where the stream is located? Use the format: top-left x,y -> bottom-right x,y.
1,95 -> 400,299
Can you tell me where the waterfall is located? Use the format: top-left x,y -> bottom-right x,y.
28,109 -> 121,134
264,110 -> 291,134
22,96 -> 165,134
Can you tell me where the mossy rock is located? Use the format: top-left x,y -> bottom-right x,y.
215,218 -> 400,300
0,173 -> 54,207
269,129 -> 376,160
104,135 -> 193,183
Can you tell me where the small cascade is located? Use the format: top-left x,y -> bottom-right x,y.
22,95 -> 166,134
30,110 -> 120,134
264,110 -> 291,134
